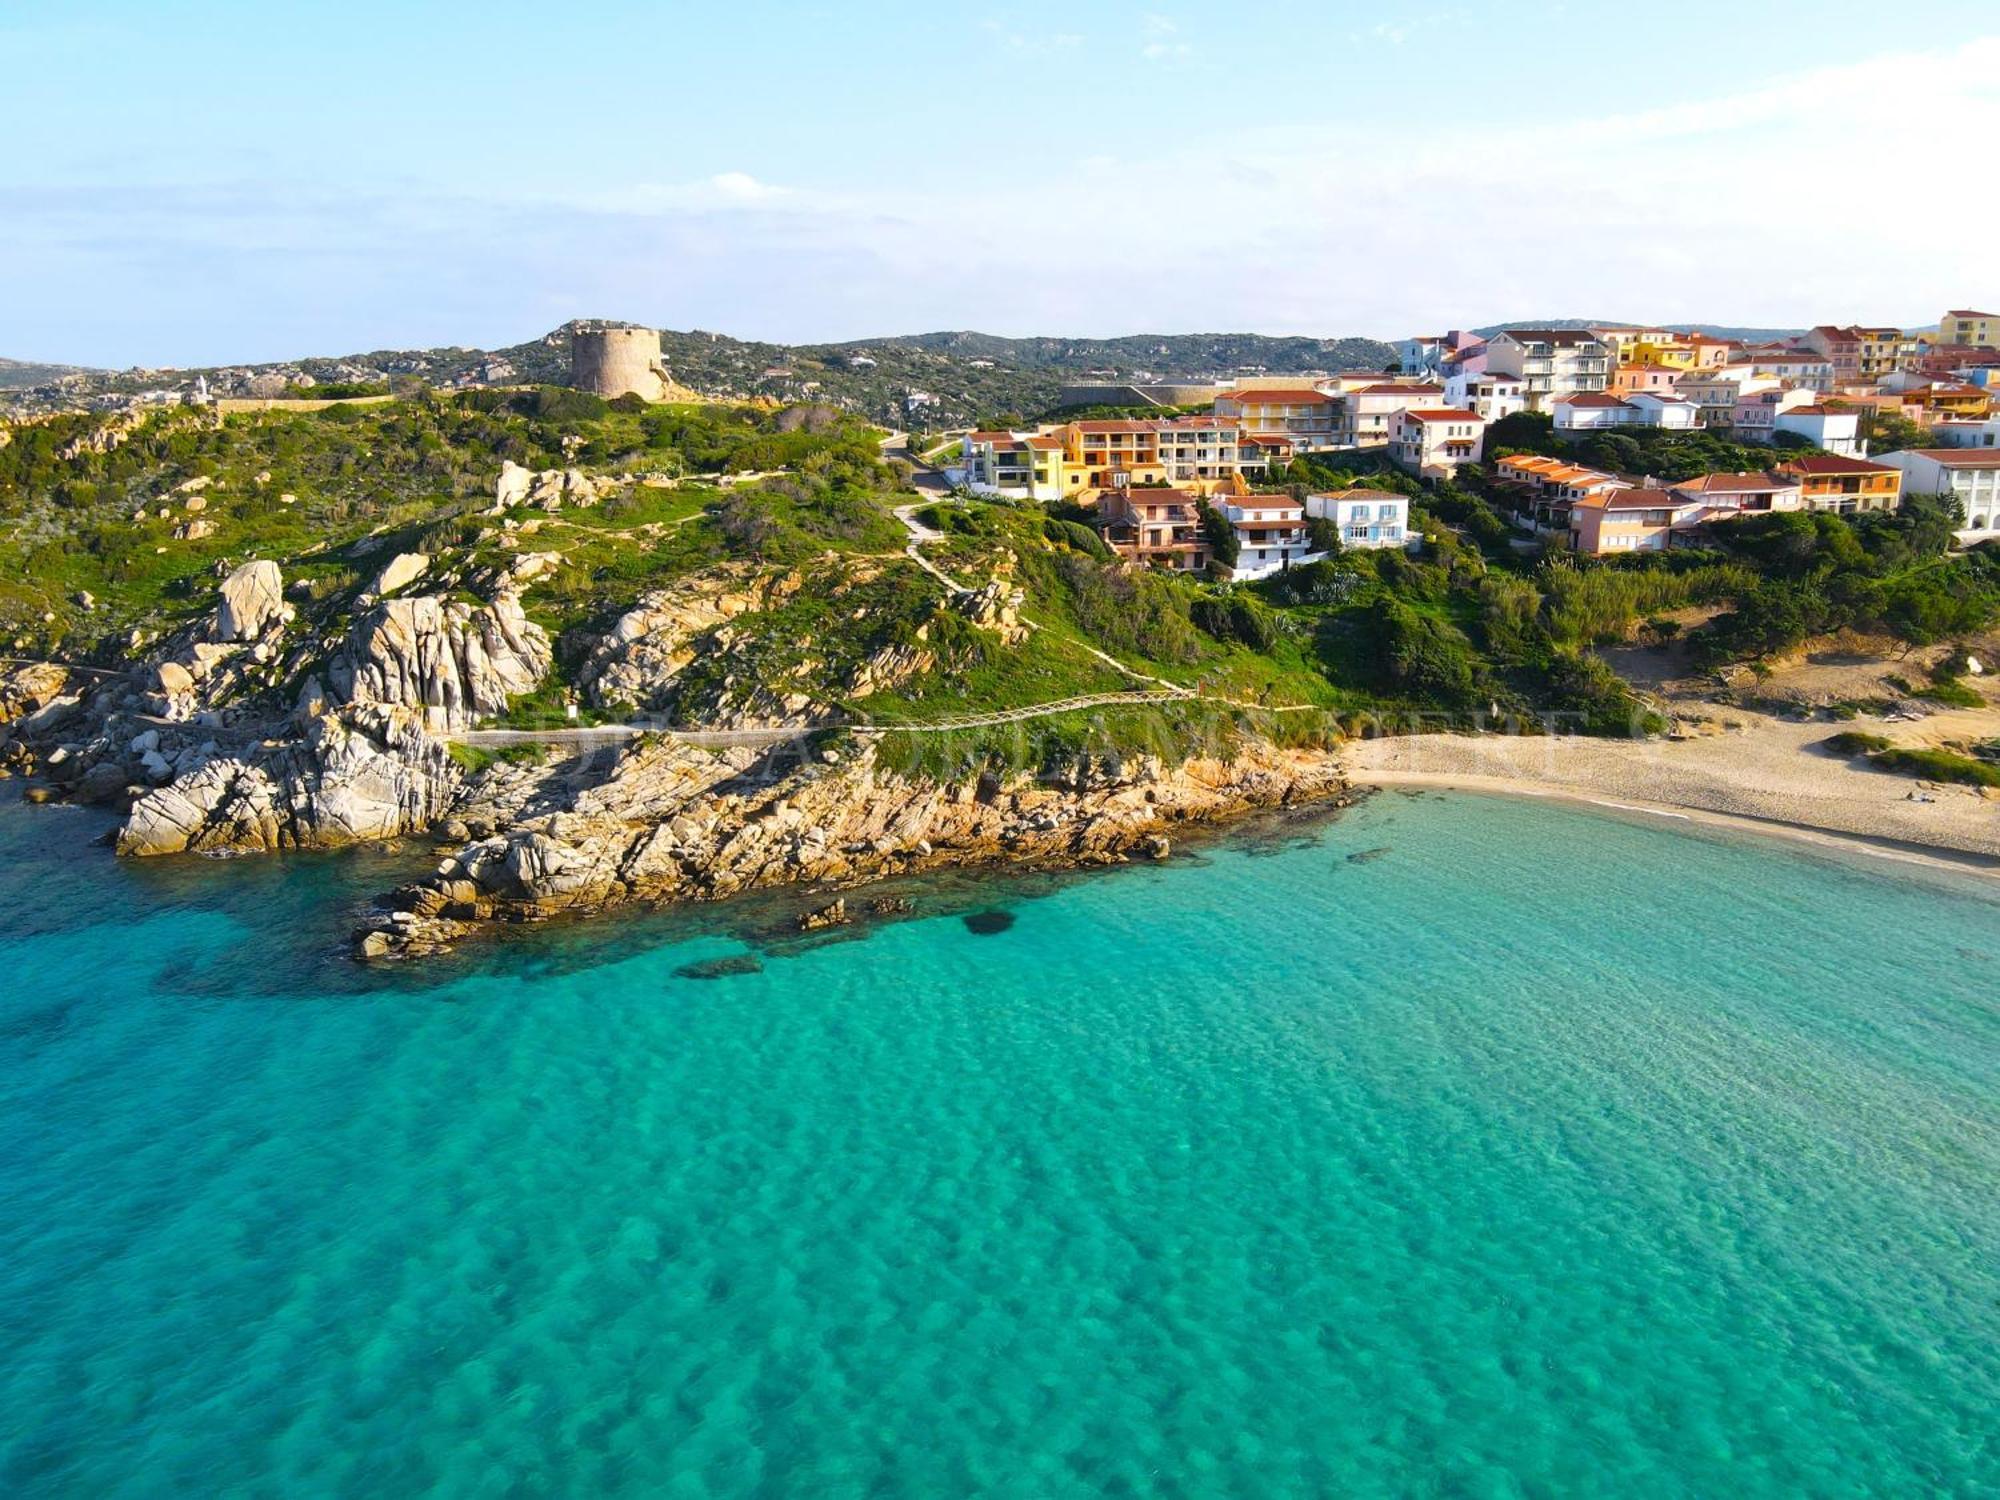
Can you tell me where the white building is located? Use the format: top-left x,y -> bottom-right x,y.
1333,381 -> 1447,448
1482,329 -> 1613,411
1444,369 -> 1527,423
1390,408 -> 1486,479
1304,489 -> 1411,549
1219,496 -> 1313,579
1741,346 -> 1835,392
1769,404 -> 1863,456
1932,415 -> 2000,450
1732,385 -> 1818,443
1872,449 -> 2000,544
1552,391 -> 1699,433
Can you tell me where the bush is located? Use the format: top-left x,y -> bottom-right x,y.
1824,730 -> 1892,756
1043,516 -> 1112,560
1191,593 -> 1277,650
1914,679 -> 1984,708
1870,748 -> 2000,787
1366,597 -> 1482,706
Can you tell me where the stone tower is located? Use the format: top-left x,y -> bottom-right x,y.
569,323 -> 671,401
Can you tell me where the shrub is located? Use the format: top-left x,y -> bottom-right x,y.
1191,593 -> 1276,651
1870,748 -> 2000,787
1824,730 -> 1892,756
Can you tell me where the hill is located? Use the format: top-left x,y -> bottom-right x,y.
5,326 -> 1399,429
0,356 -> 94,389
1471,318 -> 1807,342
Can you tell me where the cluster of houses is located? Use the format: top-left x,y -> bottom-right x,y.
951,307 -> 2000,574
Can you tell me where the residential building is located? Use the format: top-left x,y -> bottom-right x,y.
1238,432 -> 1297,471
1804,324 -> 1903,384
1742,345 -> 1834,391
1676,369 -> 1776,427
1552,391 -> 1699,433
1060,420 -> 1169,491
1340,382 -> 1448,448
1932,415 -> 2000,449
1443,369 -> 1527,423
1483,329 -> 1613,410
1768,404 -> 1863,456
1667,470 -> 1805,517
1896,379 -> 1993,422
1303,489 -> 1411,549
1732,385 -> 1818,443
1095,487 -> 1211,571
1872,450 -> 2000,543
1570,486 -> 1705,554
1493,454 -> 1628,531
1940,310 -> 2000,349
1609,364 -> 1683,396
1218,495 -> 1312,579
1776,455 -> 1903,514
961,430 -> 1068,499
1395,332 -> 1478,377
1153,416 -> 1246,487
1390,408 -> 1486,479
1212,387 -> 1341,449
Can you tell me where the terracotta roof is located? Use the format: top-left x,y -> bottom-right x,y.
1221,388 -> 1334,405
1024,436 -> 1064,450
1317,488 -> 1406,502
1555,393 -> 1631,408
1353,382 -> 1445,397
1673,471 -> 1799,493
1241,433 -> 1294,447
1779,455 -> 1896,476
1070,420 -> 1162,433
1776,405 -> 1853,417
967,430 -> 1016,442
1946,309 -> 1999,319
1904,449 -> 2000,468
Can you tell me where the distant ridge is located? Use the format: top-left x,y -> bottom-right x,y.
1470,318 -> 1808,342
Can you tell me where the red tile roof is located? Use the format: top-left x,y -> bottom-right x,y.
1222,388 -> 1333,405
1905,449 -> 2000,468
1402,407 -> 1482,422
1779,455 -> 1895,476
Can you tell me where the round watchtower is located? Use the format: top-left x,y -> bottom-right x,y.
570,324 -> 670,401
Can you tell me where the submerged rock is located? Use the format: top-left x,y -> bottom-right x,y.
961,909 -> 1015,936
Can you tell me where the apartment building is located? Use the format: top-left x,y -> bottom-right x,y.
1675,369 -> 1775,427
1940,309 -> 1999,349
1060,420 -> 1169,491
1152,416 -> 1246,487
1482,329 -> 1612,410
1493,454 -> 1629,531
1932,415 -> 2000,449
1570,487 -> 1705,554
1340,382 -> 1448,448
1768,404 -> 1863,456
1804,324 -> 1903,384
1776,455 -> 1902,514
1732,385 -> 1819,443
1667,471 -> 1805,517
1443,369 -> 1526,423
961,430 -> 1068,500
1218,495 -> 1312,579
1095,487 -> 1211,571
1872,449 -> 2000,543
1212,387 -> 1342,449
1741,345 -> 1834,391
1390,408 -> 1486,479
1609,364 -> 1683,395
1552,391 -> 1699,433
1303,489 -> 1411,549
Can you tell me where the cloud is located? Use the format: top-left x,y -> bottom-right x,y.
977,18 -> 1083,55
1140,13 -> 1192,60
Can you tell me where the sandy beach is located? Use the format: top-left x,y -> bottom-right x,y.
1344,711 -> 2000,875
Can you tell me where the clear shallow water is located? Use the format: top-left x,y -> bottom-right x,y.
1,791 -> 1996,1498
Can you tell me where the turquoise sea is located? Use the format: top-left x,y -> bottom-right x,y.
0,788 -> 1995,1497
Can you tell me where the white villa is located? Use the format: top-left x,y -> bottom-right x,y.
1304,489 -> 1412,550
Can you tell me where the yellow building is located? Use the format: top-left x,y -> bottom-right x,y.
1941,309 -> 1999,349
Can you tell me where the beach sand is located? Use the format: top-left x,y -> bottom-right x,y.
1344,686 -> 2000,876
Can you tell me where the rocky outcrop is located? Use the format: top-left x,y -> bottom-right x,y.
215,559 -> 287,642
117,704 -> 462,856
363,552 -> 429,600
357,736 -> 1347,957
579,566 -> 802,713
492,461 -> 604,513
330,593 -> 551,732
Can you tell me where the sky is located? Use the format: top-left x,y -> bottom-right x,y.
4,0 -> 1999,367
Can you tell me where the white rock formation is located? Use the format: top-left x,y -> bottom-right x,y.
215,560 -> 286,641
330,593 -> 552,732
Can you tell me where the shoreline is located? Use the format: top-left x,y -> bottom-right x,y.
1353,769 -> 2000,883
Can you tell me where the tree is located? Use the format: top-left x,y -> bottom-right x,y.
1197,500 -> 1240,566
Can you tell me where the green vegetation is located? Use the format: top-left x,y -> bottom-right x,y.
1823,730 -> 1892,756
1869,747 -> 2000,787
